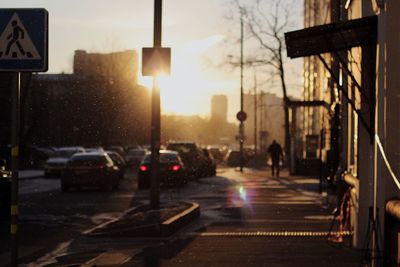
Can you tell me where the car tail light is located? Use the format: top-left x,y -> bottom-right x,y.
171,165 -> 181,171
139,165 -> 148,172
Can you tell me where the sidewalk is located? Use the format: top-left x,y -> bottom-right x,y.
26,167 -> 363,266
18,169 -> 44,180
121,168 -> 362,266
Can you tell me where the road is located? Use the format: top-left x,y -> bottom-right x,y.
0,170 -> 142,265
0,167 -> 361,266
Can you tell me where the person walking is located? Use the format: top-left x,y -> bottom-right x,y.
267,140 -> 283,177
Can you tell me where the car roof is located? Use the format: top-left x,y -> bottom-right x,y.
57,147 -> 85,151
72,152 -> 108,157
145,150 -> 179,155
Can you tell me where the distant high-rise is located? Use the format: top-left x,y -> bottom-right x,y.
211,95 -> 228,123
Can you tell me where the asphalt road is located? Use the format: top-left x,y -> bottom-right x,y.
0,170 -> 143,266
0,167 -> 361,266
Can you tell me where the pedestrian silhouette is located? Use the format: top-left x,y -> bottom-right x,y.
267,140 -> 283,177
6,20 -> 26,57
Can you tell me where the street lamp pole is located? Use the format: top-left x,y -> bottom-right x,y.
150,0 -> 162,209
253,71 -> 257,156
239,16 -> 244,172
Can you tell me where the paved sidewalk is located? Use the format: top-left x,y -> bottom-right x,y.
24,168 -> 363,266
18,169 -> 44,180
124,168 -> 362,266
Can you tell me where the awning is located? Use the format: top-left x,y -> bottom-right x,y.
285,15 -> 377,58
284,16 -> 378,142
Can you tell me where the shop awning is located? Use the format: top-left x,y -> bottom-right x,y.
285,15 -> 377,58
284,15 -> 378,142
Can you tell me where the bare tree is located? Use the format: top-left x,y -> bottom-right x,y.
229,0 -> 294,164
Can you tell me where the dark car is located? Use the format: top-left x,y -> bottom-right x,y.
208,147 -> 224,163
105,150 -> 126,179
61,152 -> 121,192
125,148 -> 147,168
167,142 -> 215,179
44,147 -> 85,177
137,150 -> 187,189
105,146 -> 125,157
29,147 -> 55,169
226,150 -> 241,166
202,148 -> 217,176
0,159 -> 10,178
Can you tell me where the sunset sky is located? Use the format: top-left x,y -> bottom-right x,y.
1,0 -> 303,122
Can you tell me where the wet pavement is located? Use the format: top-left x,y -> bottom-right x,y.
1,167 -> 362,266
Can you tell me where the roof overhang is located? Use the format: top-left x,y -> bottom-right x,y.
285,15 -> 377,58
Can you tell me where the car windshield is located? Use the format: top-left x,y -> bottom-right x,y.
127,150 -> 146,156
143,153 -> 179,164
107,153 -> 122,163
69,155 -> 107,166
167,144 -> 197,155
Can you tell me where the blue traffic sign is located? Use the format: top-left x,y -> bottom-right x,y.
0,9 -> 48,71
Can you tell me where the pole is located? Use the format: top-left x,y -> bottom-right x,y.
253,72 -> 257,156
239,16 -> 244,172
150,0 -> 162,209
10,72 -> 21,267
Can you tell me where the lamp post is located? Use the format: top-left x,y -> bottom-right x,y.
150,0 -> 162,209
239,15 -> 244,172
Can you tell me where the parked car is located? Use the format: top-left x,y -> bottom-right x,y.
125,148 -> 147,168
84,147 -> 104,153
0,159 -> 10,178
61,152 -> 121,192
166,142 -> 216,179
29,147 -> 55,169
105,150 -> 126,179
105,146 -> 125,157
44,147 -> 85,177
137,150 -> 187,189
226,150 -> 241,166
207,147 -> 224,163
202,148 -> 217,176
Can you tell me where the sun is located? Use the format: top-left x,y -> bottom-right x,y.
138,35 -> 228,117
139,54 -> 209,116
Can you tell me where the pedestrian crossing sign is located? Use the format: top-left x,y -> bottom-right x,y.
0,9 -> 48,71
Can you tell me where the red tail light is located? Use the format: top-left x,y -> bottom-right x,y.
139,165 -> 148,172
171,165 -> 181,171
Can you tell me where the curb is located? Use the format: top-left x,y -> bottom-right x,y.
161,202 -> 200,237
87,202 -> 200,238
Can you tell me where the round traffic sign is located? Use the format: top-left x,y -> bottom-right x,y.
236,111 -> 247,122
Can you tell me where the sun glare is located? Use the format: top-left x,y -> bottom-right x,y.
139,35 -> 228,117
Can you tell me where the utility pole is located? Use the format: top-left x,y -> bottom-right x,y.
239,15 -> 244,172
150,0 -> 162,209
253,71 -> 257,156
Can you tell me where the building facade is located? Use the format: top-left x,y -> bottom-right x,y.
243,92 -> 285,153
290,0 -> 400,261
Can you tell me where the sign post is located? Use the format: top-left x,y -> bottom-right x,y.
0,9 -> 48,266
141,1 -> 171,210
